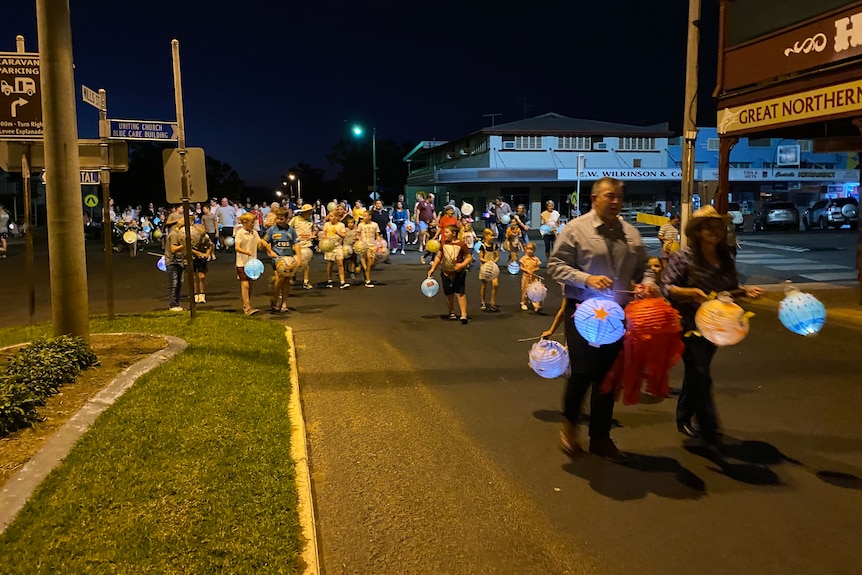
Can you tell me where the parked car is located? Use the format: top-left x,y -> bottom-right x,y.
727,202 -> 744,230
802,197 -> 858,230
753,201 -> 800,231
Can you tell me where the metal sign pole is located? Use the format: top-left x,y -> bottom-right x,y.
172,39 -> 195,319
99,89 -> 114,320
22,148 -> 35,323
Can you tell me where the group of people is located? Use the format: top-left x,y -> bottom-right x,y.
544,177 -> 763,463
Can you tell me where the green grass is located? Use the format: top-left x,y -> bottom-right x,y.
0,313 -> 302,574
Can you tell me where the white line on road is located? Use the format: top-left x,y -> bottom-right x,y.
769,264 -> 852,271
800,271 -> 860,281
738,240 -> 809,252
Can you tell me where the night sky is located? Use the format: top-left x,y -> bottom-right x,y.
2,1 -> 719,188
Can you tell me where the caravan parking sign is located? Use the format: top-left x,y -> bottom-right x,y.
0,52 -> 42,140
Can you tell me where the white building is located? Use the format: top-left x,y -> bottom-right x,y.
403,112 -> 677,227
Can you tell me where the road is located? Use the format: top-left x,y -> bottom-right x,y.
1,231 -> 861,574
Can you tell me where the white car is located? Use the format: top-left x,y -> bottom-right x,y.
727,202 -> 744,230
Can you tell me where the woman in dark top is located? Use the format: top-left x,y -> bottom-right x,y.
662,205 -> 764,446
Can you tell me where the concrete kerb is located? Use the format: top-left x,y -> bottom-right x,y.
285,326 -> 320,575
0,333 -> 187,535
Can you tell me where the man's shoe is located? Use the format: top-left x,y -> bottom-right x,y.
677,421 -> 699,438
560,431 -> 585,457
589,438 -> 627,463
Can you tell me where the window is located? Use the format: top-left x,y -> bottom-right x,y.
798,140 -> 813,152
632,159 -> 642,168
748,137 -> 771,147
557,136 -> 591,151
729,162 -> 752,168
515,136 -> 543,149
707,138 -> 720,151
618,137 -> 656,151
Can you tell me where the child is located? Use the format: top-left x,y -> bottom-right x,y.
478,228 -> 499,312
541,283 -> 568,339
343,217 -> 358,278
419,217 -> 438,264
459,216 -> 476,264
519,242 -> 542,312
428,224 -> 472,324
504,221 -> 523,264
356,210 -> 380,287
263,208 -> 301,313
235,212 -> 277,315
636,256 -> 663,299
127,218 -> 141,257
191,223 -> 214,303
322,211 -> 349,289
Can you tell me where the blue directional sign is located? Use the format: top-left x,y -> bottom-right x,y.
40,170 -> 101,185
109,119 -> 178,141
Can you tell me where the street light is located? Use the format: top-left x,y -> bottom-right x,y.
352,124 -> 377,199
288,173 -> 301,201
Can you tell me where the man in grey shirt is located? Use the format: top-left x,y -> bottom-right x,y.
548,177 -> 650,464
216,197 -> 236,252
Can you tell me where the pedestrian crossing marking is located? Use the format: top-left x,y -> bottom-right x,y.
800,272 -> 859,281
738,240 -> 809,252
769,264 -> 852,271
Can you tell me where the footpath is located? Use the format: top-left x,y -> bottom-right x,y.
754,281 -> 862,329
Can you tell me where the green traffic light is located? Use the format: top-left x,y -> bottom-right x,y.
352,125 -> 363,137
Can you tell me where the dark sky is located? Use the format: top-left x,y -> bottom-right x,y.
2,1 -> 719,187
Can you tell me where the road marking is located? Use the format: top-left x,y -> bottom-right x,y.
769,264 -> 852,271
737,257 -> 816,265
800,271 -> 859,281
738,240 -> 809,252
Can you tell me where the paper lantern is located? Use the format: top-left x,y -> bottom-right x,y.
153,229 -> 163,239
473,241 -> 482,254
353,240 -> 367,255
244,258 -> 264,280
342,245 -> 353,257
420,278 -> 439,298
319,238 -> 336,253
276,256 -> 297,278
695,292 -> 753,346
143,225 -> 152,233
557,224 -> 565,235
574,297 -> 626,347
507,261 -> 520,275
526,281 -> 548,303
426,239 -> 441,252
224,236 -> 235,247
327,201 -> 337,212
479,261 -> 499,281
528,339 -> 570,379
418,221 -> 429,232
157,256 -> 167,272
301,247 -> 314,263
375,247 -> 390,263
539,224 -> 551,235
778,286 -> 826,336
153,217 -> 161,225
123,230 -> 137,244
461,202 -> 474,216
500,214 -> 511,225
405,221 -> 415,233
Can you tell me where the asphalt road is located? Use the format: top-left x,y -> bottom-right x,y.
1,232 -> 861,574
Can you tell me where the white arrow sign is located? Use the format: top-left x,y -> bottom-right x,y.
11,98 -> 27,118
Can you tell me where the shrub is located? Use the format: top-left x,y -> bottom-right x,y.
0,336 -> 99,436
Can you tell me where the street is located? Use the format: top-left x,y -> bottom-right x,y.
0,231 -> 861,574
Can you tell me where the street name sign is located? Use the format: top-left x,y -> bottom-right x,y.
40,169 -> 102,185
109,119 -> 178,141
0,51 -> 42,140
163,147 -> 208,203
81,84 -> 104,111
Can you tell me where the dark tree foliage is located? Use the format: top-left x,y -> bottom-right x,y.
325,137 -> 413,205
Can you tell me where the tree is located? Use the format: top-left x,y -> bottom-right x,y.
325,137 -> 414,204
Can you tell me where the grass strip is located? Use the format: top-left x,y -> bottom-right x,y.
0,312 -> 301,574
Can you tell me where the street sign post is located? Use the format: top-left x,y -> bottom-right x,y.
163,147 -> 208,203
0,140 -> 128,172
81,84 -> 104,111
109,119 -> 178,141
0,51 -> 42,140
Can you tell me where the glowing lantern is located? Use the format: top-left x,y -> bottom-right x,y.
420,278 -> 439,298
574,297 -> 626,347
426,239 -> 441,252
405,221 -> 416,233
224,236 -> 235,247
539,224 -> 551,235
301,247 -> 314,263
778,286 -> 826,336
353,240 -> 368,255
695,292 -> 753,346
479,261 -> 500,281
507,261 -> 520,275
526,280 -> 548,303
342,245 -> 354,257
244,258 -> 264,280
473,241 -> 482,254
499,214 -> 511,225
327,201 -> 337,212
157,256 -> 167,272
461,202 -> 474,216
528,339 -> 570,379
276,256 -> 297,278
375,246 -> 390,263
153,229 -> 163,240
319,238 -> 336,253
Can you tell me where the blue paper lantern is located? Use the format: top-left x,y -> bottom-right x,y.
539,224 -> 551,235
778,286 -> 826,336
420,278 -> 439,298
156,256 -> 167,272
418,221 -> 429,232
500,214 -> 511,225
574,297 -> 626,347
507,261 -> 520,275
473,241 -> 482,254
529,339 -> 570,379
557,224 -> 565,235
244,258 -> 264,280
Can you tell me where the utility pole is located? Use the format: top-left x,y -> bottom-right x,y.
172,39 -> 196,319
679,0 -> 701,249
35,0 -> 90,339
